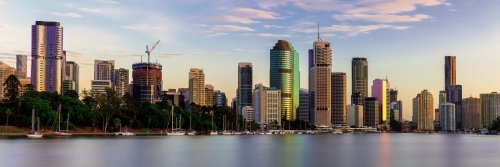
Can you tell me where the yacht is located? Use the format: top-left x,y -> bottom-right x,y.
234,131 -> 242,135
53,106 -> 72,136
115,126 -> 135,136
210,131 -> 218,135
222,130 -> 232,135
167,105 -> 185,136
27,110 -> 43,138
332,129 -> 343,134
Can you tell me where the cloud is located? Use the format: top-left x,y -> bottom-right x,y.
293,24 -> 410,36
121,26 -> 145,30
158,53 -> 185,58
211,8 -> 280,24
62,4 -> 74,7
212,25 -> 255,31
258,33 -> 292,38
95,0 -> 119,4
49,12 -> 83,18
322,33 -> 336,37
234,48 -> 244,51
0,24 -> 5,28
218,15 -> 259,24
78,8 -> 102,13
195,24 -> 209,27
206,32 -> 228,37
0,53 -> 14,57
264,25 -> 283,28
0,1 -> 6,5
333,14 -> 431,23
64,50 -> 82,57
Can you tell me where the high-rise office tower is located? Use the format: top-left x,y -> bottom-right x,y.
254,83 -> 281,126
462,96 -> 481,131
352,57 -> 368,97
439,90 -> 446,105
188,68 -> 205,105
213,90 -> 227,107
440,102 -> 456,131
298,88 -> 309,121
65,61 -> 79,94
31,21 -> 65,93
310,34 -> 332,126
447,85 -> 462,129
132,62 -> 162,102
389,89 -> 398,103
0,61 -> 15,99
94,60 -> 115,81
205,84 -> 214,106
237,62 -> 253,112
364,97 -> 379,127
372,78 -> 390,123
414,90 -> 434,131
331,72 -> 346,125
270,40 -> 299,121
114,68 -> 129,97
480,92 -> 500,128
444,56 -> 456,95
351,92 -> 365,105
16,55 -> 27,79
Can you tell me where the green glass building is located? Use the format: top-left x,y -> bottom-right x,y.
270,40 -> 299,121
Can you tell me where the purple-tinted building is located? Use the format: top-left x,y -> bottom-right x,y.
371,78 -> 389,123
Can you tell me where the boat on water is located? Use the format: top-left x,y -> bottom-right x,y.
234,131 -> 242,135
332,129 -> 343,134
167,106 -> 185,136
53,105 -> 72,136
27,109 -> 43,138
187,115 -> 195,135
209,131 -> 218,135
222,130 -> 232,135
115,126 -> 135,136
296,131 -> 303,135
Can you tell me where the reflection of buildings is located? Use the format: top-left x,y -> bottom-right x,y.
132,62 -> 162,102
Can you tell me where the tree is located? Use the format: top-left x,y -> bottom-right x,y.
96,88 -> 121,132
65,90 -> 79,99
113,118 -> 121,131
3,75 -> 20,102
489,116 -> 500,131
129,119 -> 133,128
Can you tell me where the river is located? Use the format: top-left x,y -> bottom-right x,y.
0,133 -> 498,167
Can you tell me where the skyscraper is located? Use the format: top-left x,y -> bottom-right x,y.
480,92 -> 500,128
440,102 -> 456,131
447,85 -> 462,129
298,88 -> 309,121
270,40 -> 299,121
310,36 -> 332,126
372,78 -> 389,123
389,89 -> 398,103
31,21 -> 64,93
444,56 -> 456,94
364,97 -> 379,127
94,60 -> 115,81
188,68 -> 205,105
351,92 -> 365,105
462,96 -> 481,131
16,55 -> 27,79
114,68 -> 129,97
331,72 -> 346,125
65,61 -> 79,94
414,90 -> 434,131
352,57 -> 368,97
205,84 -> 214,106
132,62 -> 162,102
237,62 -> 253,112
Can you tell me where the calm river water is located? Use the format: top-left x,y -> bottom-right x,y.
0,133 -> 499,167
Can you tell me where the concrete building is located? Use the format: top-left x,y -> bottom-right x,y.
114,68 -> 129,97
351,92 -> 365,106
444,56 -> 456,95
270,40 -> 299,121
62,80 -> 75,94
352,57 -> 368,97
389,89 -> 398,103
347,104 -> 363,127
462,96 -> 481,131
237,62 -> 253,113
94,60 -> 115,81
242,106 -> 254,122
480,92 -> 500,128
440,102 -> 456,131
188,68 -> 205,105
205,84 -> 214,106
435,108 -> 440,123
414,90 -> 434,131
31,21 -> 65,93
298,88 -> 309,121
447,85 -> 462,130
18,78 -> 31,96
65,61 -> 79,94
309,38 -> 332,126
162,89 -> 184,107
132,62 -> 162,102
364,97 -> 379,127
439,90 -> 446,106
254,84 -> 281,126
0,61 -> 15,99
15,55 -> 27,79
91,80 -> 112,95
372,78 -> 390,123
331,72 -> 346,125
213,90 -> 227,107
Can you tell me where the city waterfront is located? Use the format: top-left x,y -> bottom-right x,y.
1,133 -> 498,167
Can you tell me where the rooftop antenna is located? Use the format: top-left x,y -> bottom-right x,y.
141,55 -> 142,63
317,22 -> 323,41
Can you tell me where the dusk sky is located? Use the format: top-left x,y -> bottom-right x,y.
0,0 -> 499,120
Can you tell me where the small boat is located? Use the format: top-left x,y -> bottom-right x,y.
234,131 -> 242,135
210,130 -> 218,135
332,129 -> 343,134
222,130 -> 232,135
296,131 -> 303,135
53,105 -> 72,136
166,105 -> 184,136
27,109 -> 43,138
187,130 -> 196,136
115,126 -> 135,136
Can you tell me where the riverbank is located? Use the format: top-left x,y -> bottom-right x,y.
0,125 -> 167,137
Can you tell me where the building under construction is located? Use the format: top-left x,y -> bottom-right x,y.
132,62 -> 163,102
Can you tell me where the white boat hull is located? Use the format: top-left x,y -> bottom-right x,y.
115,132 -> 135,136
52,132 -> 72,136
27,134 -> 43,138
167,132 -> 185,136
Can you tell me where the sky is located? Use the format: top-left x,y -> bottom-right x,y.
0,0 -> 500,120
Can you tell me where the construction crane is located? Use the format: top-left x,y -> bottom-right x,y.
146,40 -> 160,63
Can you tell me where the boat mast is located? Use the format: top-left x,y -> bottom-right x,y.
171,105 -> 174,132
58,104 -> 61,131
31,109 -> 34,131
67,112 -> 70,131
37,117 -> 40,132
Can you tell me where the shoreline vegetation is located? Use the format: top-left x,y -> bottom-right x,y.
1,75 -> 315,136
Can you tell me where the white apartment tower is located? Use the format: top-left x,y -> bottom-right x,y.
254,83 -> 282,126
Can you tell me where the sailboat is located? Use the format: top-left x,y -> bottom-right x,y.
209,111 -> 218,135
167,105 -> 184,136
27,109 -> 43,138
222,115 -> 231,135
53,104 -> 72,136
187,114 -> 195,135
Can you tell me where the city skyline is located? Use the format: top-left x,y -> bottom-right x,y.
1,1 -> 500,120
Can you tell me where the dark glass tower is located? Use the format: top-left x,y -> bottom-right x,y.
352,57 -> 368,97
270,40 -> 299,121
237,62 -> 253,113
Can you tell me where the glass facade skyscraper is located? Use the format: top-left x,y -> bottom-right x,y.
270,40 -> 299,121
